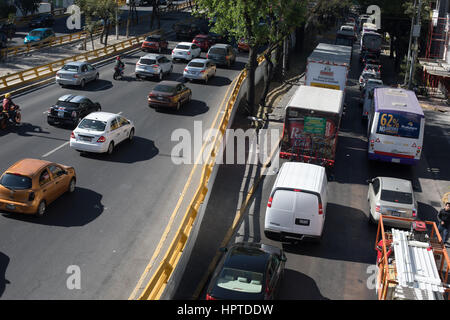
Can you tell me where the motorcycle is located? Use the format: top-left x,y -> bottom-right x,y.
113,65 -> 124,80
0,105 -> 21,130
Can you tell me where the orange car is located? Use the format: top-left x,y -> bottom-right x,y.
148,80 -> 192,111
0,159 -> 76,217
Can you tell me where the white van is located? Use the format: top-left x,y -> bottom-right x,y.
264,162 -> 328,242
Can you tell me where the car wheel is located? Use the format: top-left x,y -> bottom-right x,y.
158,46 -> 162,53
80,79 -> 85,88
107,142 -> 114,155
204,75 -> 208,84
176,101 -> 181,111
36,200 -> 46,217
159,72 -> 163,81
128,128 -> 135,141
95,73 -> 99,81
68,178 -> 76,193
227,60 -> 231,68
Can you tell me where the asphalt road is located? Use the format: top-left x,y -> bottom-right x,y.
174,42 -> 450,300
0,44 -> 248,299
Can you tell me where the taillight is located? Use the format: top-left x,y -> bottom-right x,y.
200,70 -> 205,73
206,54 -> 209,58
97,136 -> 106,143
70,131 -> 75,139
28,192 -> 35,202
267,197 -> 273,208
184,68 -> 188,72
412,209 -> 417,217
375,205 -> 381,213
318,203 -> 323,215
416,146 -> 422,155
73,74 -> 78,78
206,294 -> 216,300
71,111 -> 77,118
187,51 -> 191,55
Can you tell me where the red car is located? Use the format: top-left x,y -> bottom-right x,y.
141,34 -> 168,53
192,34 -> 214,51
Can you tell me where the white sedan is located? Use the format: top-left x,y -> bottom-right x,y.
70,112 -> 135,155
171,42 -> 201,62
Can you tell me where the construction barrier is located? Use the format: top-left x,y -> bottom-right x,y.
0,29 -> 164,93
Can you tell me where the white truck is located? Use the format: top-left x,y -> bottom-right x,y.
305,43 -> 352,93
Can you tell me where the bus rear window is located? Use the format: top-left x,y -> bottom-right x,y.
376,112 -> 422,139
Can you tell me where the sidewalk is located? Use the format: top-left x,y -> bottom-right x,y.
0,10 -> 192,78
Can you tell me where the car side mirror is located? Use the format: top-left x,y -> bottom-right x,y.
219,247 -> 228,253
366,179 -> 373,184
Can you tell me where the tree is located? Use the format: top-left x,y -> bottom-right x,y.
149,0 -> 161,30
0,0 -> 16,19
14,0 -> 40,17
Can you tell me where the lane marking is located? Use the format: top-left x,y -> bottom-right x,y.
42,141 -> 69,158
128,77 -> 238,300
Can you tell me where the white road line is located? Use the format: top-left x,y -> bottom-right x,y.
42,141 -> 69,158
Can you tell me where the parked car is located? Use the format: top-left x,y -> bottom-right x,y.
183,58 -> 216,84
24,28 -> 55,45
367,177 -> 418,228
70,112 -> 135,155
171,42 -> 201,62
135,53 -> 173,81
192,34 -> 214,51
359,69 -> 379,91
0,22 -> 16,39
47,94 -> 101,127
207,43 -> 236,67
238,38 -> 249,52
55,62 -> 99,88
148,80 -> 192,110
0,158 -> 76,217
28,13 -> 54,28
206,242 -> 286,300
141,34 -> 168,53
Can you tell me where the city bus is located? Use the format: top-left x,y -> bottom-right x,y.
367,87 -> 425,165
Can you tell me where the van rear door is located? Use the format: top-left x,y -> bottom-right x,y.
292,191 -> 321,236
267,189 -> 296,233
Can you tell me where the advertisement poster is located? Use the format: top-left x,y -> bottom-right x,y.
306,63 -> 347,91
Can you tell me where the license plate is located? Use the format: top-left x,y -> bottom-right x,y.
58,111 -> 65,118
6,204 -> 15,210
391,158 -> 400,163
295,218 -> 310,226
79,136 -> 92,142
157,96 -> 164,100
390,211 -> 400,217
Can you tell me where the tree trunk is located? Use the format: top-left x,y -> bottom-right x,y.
90,33 -> 95,50
246,46 -> 258,116
104,22 -> 110,47
127,5 -> 131,37
259,50 -> 274,108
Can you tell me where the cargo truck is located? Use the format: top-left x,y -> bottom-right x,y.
279,85 -> 344,168
305,43 -> 352,92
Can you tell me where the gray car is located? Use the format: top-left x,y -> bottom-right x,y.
367,176 -> 418,228
183,58 -> 216,84
55,62 -> 99,88
206,44 -> 236,68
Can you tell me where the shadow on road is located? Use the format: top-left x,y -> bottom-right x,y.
155,100 -> 209,117
1,187 -> 104,227
0,252 -> 10,298
278,269 -> 329,300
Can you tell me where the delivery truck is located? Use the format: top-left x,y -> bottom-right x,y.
305,43 -> 352,92
279,85 -> 344,168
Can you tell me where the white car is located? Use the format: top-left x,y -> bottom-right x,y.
367,176 -> 418,228
70,112 -> 135,155
171,42 -> 201,62
135,53 -> 173,81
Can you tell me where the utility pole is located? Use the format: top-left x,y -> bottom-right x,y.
408,0 -> 422,90
404,0 -> 417,86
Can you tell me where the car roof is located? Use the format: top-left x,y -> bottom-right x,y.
57,94 -> 87,103
378,177 -> 413,192
64,61 -> 87,66
274,162 -> 326,193
224,243 -> 273,274
176,42 -> 193,46
210,43 -> 229,48
194,34 -> 208,38
189,58 -> 207,64
146,34 -> 162,38
154,80 -> 182,87
6,158 -> 53,177
83,112 -> 120,122
141,53 -> 163,59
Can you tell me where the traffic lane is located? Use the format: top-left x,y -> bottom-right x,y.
0,55 -> 243,299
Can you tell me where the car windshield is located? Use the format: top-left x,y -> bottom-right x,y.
145,36 -> 160,42
78,119 -> 106,131
0,173 -> 32,190
176,45 -> 190,50
29,30 -> 43,37
188,62 -> 205,68
62,65 -> 79,72
380,190 -> 413,204
215,267 -> 263,294
209,47 -> 226,55
194,37 -> 205,42
55,101 -> 78,109
140,58 -> 157,65
153,84 -> 176,93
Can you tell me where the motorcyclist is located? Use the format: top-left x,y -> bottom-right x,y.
2,93 -> 18,124
114,56 -> 125,74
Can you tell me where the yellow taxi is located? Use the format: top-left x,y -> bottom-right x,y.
0,159 -> 76,217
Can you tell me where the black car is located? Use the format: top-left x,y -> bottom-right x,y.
206,242 -> 286,300
28,13 -> 55,28
0,23 -> 16,39
47,95 -> 101,127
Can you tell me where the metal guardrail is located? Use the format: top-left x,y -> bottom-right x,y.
0,29 -> 164,92
0,2 -> 191,58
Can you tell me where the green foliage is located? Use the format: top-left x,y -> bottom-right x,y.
14,0 -> 40,17
0,0 -> 16,19
76,0 -> 118,23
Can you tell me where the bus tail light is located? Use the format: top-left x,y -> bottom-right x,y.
416,146 -> 422,155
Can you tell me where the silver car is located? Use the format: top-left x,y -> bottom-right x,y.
55,62 -> 99,88
135,53 -> 173,81
367,176 -> 418,228
183,58 -> 216,84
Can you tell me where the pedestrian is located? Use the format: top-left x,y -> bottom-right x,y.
437,202 -> 450,245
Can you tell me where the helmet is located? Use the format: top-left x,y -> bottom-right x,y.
116,56 -> 121,60
4,93 -> 11,99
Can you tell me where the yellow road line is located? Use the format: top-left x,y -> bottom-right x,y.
128,77 -> 237,300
